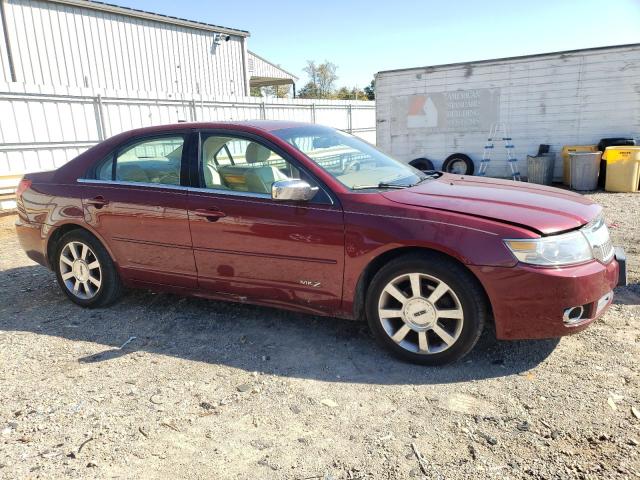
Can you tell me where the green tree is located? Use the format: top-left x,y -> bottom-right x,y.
333,86 -> 366,100
250,85 -> 291,98
297,81 -> 320,99
334,86 -> 351,100
267,85 -> 291,98
364,79 -> 375,100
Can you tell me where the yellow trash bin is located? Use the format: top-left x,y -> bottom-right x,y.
561,145 -> 597,185
603,146 -> 640,193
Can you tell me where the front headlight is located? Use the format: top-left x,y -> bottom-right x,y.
504,230 -> 593,266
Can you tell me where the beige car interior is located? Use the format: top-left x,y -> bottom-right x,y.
201,137 -> 293,194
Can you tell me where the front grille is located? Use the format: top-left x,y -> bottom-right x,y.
581,215 -> 614,263
592,238 -> 614,262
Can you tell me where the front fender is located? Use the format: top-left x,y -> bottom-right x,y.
339,202 -> 535,318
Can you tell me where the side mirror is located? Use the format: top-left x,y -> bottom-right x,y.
271,179 -> 318,202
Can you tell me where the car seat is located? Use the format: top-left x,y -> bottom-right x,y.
203,158 -> 225,188
244,166 -> 288,194
241,142 -> 287,193
245,142 -> 272,164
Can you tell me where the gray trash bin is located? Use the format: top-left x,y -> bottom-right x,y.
568,152 -> 602,191
527,154 -> 555,185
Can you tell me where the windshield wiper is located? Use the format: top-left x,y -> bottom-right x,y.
410,176 -> 430,186
409,172 -> 440,187
351,182 -> 412,190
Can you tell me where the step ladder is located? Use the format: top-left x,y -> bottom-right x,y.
479,123 -> 521,181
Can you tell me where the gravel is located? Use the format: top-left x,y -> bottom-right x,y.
0,191 -> 639,479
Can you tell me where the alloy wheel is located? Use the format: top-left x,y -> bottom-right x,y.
59,241 -> 102,300
377,272 -> 464,354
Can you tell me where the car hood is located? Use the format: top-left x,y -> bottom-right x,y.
382,174 -> 601,235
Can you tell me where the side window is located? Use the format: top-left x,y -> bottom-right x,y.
201,136 -> 303,195
96,154 -> 114,181
108,136 -> 184,185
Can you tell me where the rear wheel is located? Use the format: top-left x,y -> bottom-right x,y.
55,230 -> 123,308
365,254 -> 486,365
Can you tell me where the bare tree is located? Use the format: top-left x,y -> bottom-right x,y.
303,60 -> 319,87
300,60 -> 338,99
316,62 -> 338,97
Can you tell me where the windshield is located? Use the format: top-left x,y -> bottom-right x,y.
270,125 -> 425,190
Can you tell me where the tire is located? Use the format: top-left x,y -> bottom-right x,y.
442,153 -> 474,175
365,253 -> 486,365
54,229 -> 123,308
408,157 -> 435,172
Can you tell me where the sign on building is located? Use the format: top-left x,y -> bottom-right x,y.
392,88 -> 500,133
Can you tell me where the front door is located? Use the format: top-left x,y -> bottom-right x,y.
81,133 -> 197,289
187,132 -> 345,313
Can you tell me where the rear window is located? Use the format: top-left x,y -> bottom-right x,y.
91,136 -> 185,186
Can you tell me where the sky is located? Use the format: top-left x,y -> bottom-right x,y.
112,0 -> 640,90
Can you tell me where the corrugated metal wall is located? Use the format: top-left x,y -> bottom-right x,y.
1,0 -> 248,96
0,83 -> 376,177
0,0 -> 377,210
376,45 -> 640,179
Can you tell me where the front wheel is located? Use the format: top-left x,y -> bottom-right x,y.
366,254 -> 487,365
55,229 -> 123,308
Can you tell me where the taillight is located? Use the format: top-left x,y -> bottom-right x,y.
15,178 -> 32,199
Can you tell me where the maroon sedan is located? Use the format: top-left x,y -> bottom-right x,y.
15,121 -> 625,365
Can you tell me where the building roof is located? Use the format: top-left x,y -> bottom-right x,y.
248,51 -> 298,80
377,43 -> 640,75
248,51 -> 298,87
46,0 -> 250,37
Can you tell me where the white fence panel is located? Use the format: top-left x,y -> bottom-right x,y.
0,85 -> 376,182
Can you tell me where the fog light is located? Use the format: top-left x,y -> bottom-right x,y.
563,305 -> 585,325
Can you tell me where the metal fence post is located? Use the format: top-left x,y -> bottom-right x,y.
347,104 -> 353,133
260,102 -> 266,120
190,99 -> 197,121
311,103 -> 316,123
93,94 -> 106,141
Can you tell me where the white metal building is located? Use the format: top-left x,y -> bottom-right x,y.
376,43 -> 640,179
0,0 -> 296,96
0,0 -> 376,209
248,50 -> 298,93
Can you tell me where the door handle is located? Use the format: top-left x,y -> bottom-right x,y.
87,196 -> 109,208
193,208 -> 226,221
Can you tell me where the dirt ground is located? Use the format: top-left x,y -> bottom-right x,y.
1,192 -> 639,480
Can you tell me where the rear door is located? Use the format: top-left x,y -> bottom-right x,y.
187,131 -> 345,313
79,132 -> 197,289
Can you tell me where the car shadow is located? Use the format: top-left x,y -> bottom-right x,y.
613,284 -> 640,306
2,265 -> 563,385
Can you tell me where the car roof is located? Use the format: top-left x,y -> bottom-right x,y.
124,120 -> 317,136
51,120 -> 326,182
